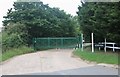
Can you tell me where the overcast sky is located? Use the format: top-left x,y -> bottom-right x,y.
0,0 -> 81,27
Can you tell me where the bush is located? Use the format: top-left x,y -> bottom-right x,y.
2,23 -> 29,52
2,32 -> 24,52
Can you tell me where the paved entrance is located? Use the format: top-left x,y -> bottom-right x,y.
1,49 -> 118,75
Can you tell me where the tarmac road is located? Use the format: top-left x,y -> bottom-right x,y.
28,65 -> 118,75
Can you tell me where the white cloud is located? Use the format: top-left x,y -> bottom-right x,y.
0,0 -> 16,27
41,0 -> 81,15
0,0 -> 81,27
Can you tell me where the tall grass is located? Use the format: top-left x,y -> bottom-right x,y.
1,46 -> 34,62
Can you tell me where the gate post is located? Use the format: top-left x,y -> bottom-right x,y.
33,38 -> 37,51
77,36 -> 80,48
78,33 -> 83,51
48,37 -> 50,48
81,33 -> 83,51
80,33 -> 83,51
61,38 -> 64,48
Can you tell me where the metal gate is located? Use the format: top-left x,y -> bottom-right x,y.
33,36 -> 82,50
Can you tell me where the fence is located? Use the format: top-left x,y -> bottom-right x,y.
33,36 -> 82,50
95,42 -> 120,52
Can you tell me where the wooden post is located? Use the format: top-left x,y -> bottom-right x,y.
92,33 -> 94,53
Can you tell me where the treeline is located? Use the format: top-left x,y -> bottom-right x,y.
2,1 -> 79,52
77,2 -> 120,44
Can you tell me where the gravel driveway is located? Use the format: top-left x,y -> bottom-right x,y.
1,49 -> 95,75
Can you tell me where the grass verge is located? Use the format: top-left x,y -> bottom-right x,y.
1,46 -> 34,62
73,49 -> 118,64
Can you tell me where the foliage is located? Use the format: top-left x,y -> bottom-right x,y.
3,2 -> 78,41
2,1 -> 80,52
2,23 -> 28,52
77,2 -> 120,44
73,49 -> 118,64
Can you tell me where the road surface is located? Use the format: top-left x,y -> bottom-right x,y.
0,49 -> 118,75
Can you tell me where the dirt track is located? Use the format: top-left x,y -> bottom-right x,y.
1,49 -> 95,75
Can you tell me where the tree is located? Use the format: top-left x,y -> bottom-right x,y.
3,1 -> 78,46
77,2 -> 120,44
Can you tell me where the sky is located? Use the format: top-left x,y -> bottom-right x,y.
0,0 -> 81,28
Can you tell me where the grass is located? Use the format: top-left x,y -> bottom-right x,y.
0,46 -> 34,62
73,49 -> 118,64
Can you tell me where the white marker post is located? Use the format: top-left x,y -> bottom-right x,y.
81,33 -> 83,51
104,38 -> 106,52
92,33 -> 94,53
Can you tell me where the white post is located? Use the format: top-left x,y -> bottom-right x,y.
104,38 -> 106,52
99,47 -> 101,51
92,33 -> 94,53
81,33 -> 83,51
113,44 -> 115,52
